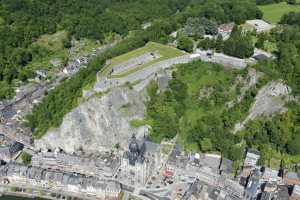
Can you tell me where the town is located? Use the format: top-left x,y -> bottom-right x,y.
0,134 -> 299,200
0,0 -> 300,199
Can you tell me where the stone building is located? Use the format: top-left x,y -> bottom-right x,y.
120,134 -> 161,185
31,151 -> 120,178
244,170 -> 261,200
244,149 -> 260,169
0,141 -> 23,162
166,144 -> 188,172
0,162 -> 121,200
291,185 -> 300,200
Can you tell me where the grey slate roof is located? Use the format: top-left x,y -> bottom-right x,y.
0,162 -> 121,193
31,151 -> 120,178
0,141 -> 23,161
220,158 -> 233,175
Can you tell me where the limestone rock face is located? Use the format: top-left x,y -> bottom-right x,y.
233,81 -> 291,133
35,88 -> 147,153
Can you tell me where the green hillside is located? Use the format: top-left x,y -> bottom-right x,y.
259,2 -> 300,23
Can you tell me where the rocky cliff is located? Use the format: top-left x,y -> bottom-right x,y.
35,87 -> 147,153
233,80 -> 291,133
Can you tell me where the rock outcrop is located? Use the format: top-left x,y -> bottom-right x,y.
233,80 -> 291,133
35,87 -> 147,153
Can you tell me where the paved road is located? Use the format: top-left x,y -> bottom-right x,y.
195,49 -> 256,69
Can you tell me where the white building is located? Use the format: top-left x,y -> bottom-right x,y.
262,168 -> 281,182
291,185 -> 300,199
0,162 -> 122,199
246,19 -> 275,33
32,151 -> 121,178
244,149 -> 260,168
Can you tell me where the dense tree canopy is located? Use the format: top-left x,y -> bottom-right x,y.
280,12 -> 300,25
223,26 -> 255,58
256,0 -> 283,5
183,17 -> 218,38
197,26 -> 255,58
180,0 -> 262,24
177,36 -> 194,52
146,61 -> 253,161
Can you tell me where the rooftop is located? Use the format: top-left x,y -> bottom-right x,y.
246,19 -> 274,33
0,162 -> 121,193
31,151 -> 120,178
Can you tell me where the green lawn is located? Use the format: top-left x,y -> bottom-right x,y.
259,2 -> 300,23
102,42 -> 185,78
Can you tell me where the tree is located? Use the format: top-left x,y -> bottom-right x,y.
228,146 -> 243,161
183,17 -> 218,39
287,0 -> 296,5
183,17 -> 205,39
215,35 -> 223,52
177,36 -> 194,53
287,134 -> 300,155
169,78 -> 188,104
21,152 -> 32,165
255,35 -> 265,49
200,138 -> 213,152
63,32 -> 72,49
114,143 -> 120,150
0,81 -> 14,100
198,38 -> 216,50
223,27 -> 254,58
199,17 -> 218,35
280,12 -> 300,26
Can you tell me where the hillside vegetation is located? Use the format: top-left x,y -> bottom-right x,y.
146,61 -> 259,161
145,60 -> 299,168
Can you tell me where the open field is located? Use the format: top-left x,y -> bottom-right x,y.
259,2 -> 300,23
102,42 -> 185,78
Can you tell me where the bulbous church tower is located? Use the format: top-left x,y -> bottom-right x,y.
128,134 -> 145,166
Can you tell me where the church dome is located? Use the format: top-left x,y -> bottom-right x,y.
129,135 -> 139,153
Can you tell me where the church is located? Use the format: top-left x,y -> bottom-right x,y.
120,134 -> 161,186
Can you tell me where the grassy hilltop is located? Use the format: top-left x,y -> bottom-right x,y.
259,2 -> 300,23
